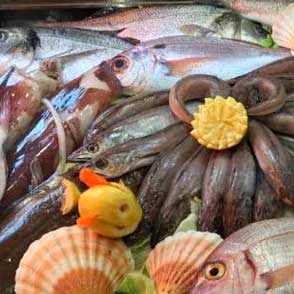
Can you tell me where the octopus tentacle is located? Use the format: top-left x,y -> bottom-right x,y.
249,120 -> 294,206
169,74 -> 231,123
223,140 -> 256,237
232,76 -> 286,116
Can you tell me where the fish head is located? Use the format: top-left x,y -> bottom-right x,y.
0,28 -> 39,72
213,12 -> 241,39
240,19 -> 270,45
191,241 -> 259,294
107,45 -> 172,95
68,138 -> 100,162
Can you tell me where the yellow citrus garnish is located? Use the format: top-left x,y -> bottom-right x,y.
191,96 -> 248,150
77,180 -> 142,238
61,178 -> 81,215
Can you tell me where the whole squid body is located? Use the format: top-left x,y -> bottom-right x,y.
249,120 -> 294,206
191,218 -> 294,294
152,146 -> 211,244
2,62 -> 122,208
105,36 -> 291,95
69,100 -> 201,162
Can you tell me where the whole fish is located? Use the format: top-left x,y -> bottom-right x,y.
40,5 -> 270,45
191,218 -> 294,294
153,147 -> 211,244
105,36 -> 290,95
83,123 -> 190,179
0,27 -> 131,84
69,101 -> 201,162
85,91 -> 169,142
220,0 -> 294,26
2,62 -> 122,208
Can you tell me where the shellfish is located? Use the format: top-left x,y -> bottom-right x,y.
15,225 -> 134,294
146,230 -> 223,294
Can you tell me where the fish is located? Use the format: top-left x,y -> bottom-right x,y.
82,123 -> 190,179
249,120 -> 294,206
85,91 -> 169,142
198,149 -> 232,235
223,141 -> 256,237
138,136 -> 199,241
105,36 -> 291,95
254,170 -> 284,221
0,172 -> 78,293
2,62 -> 122,209
0,27 -> 132,84
191,218 -> 294,294
152,147 -> 211,244
69,101 -> 201,162
220,0 -> 294,26
40,5 -> 270,45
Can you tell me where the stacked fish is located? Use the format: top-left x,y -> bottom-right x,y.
0,1 -> 294,293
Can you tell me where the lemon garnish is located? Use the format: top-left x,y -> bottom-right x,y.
191,96 -> 248,150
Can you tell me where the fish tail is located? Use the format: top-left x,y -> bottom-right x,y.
0,91 -> 11,134
0,66 -> 15,88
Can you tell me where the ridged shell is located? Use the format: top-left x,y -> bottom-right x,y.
146,230 -> 223,294
15,225 -> 134,294
272,4 -> 294,51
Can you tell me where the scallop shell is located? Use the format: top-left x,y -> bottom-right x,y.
15,225 -> 134,294
272,4 -> 294,51
146,230 -> 223,294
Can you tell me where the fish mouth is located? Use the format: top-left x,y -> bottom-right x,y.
67,148 -> 93,162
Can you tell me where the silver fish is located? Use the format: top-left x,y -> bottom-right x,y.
106,35 -> 290,95
40,5 -> 270,44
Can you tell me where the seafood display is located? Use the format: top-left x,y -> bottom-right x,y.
0,1 -> 294,293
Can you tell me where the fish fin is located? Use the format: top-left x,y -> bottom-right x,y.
77,215 -> 97,228
98,29 -> 141,45
0,91 -> 11,135
165,57 -> 216,77
178,24 -> 218,37
0,67 -> 15,87
0,146 -> 7,200
261,264 -> 294,290
29,158 -> 44,191
272,4 -> 294,51
79,167 -> 111,187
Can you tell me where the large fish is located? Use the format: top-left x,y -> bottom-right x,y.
0,27 -> 131,84
191,218 -> 294,294
41,5 -> 270,45
105,36 -> 291,95
2,62 -> 122,208
220,0 -> 294,26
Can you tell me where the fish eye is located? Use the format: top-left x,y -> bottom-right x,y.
0,31 -> 8,42
255,25 -> 267,36
204,262 -> 226,281
111,56 -> 129,73
87,143 -> 99,153
95,158 -> 108,169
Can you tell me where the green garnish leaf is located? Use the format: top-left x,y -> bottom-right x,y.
115,272 -> 156,294
129,236 -> 152,270
259,34 -> 275,48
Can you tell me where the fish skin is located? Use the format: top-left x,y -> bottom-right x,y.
254,169 -> 284,221
106,36 -> 290,95
85,91 -> 169,142
223,141 -> 256,237
191,218 -> 294,294
221,0 -> 294,26
198,149 -> 232,235
2,62 -> 122,208
138,136 -> 199,239
0,171 -> 78,293
83,123 -> 190,179
152,147 -> 211,244
0,27 -> 131,84
41,5 -> 270,44
249,120 -> 294,206
69,100 -> 200,162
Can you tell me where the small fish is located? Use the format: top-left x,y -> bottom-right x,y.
105,36 -> 291,95
0,27 -> 132,84
69,101 -> 201,162
191,218 -> 294,294
41,5 -> 271,45
221,0 -> 294,26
